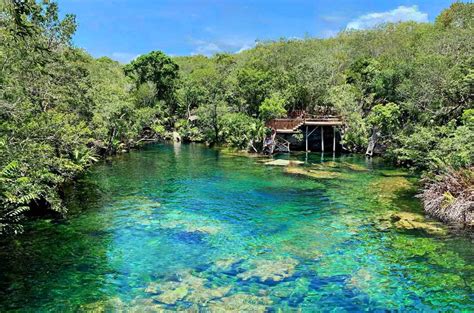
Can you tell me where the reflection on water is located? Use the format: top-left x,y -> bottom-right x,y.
0,144 -> 472,311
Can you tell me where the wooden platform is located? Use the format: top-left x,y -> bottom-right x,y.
266,116 -> 343,134
264,114 -> 344,153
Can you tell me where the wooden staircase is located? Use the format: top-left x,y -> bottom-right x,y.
274,136 -> 290,153
266,118 -> 305,134
262,132 -> 291,154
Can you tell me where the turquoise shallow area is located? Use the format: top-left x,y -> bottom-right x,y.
0,143 -> 472,311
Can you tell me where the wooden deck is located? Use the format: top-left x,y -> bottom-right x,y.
266,116 -> 343,133
264,114 -> 344,153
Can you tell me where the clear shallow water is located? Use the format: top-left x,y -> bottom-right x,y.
0,143 -> 472,312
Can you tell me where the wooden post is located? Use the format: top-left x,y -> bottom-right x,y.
333,127 -> 336,152
321,126 -> 324,152
305,125 -> 308,152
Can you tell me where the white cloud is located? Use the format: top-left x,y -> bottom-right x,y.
190,38 -> 255,56
110,52 -> 139,64
193,42 -> 222,55
236,42 -> 255,53
320,29 -> 339,39
346,5 -> 428,30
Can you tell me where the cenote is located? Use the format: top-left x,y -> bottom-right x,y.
0,144 -> 472,311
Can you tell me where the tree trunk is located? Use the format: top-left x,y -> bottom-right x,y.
366,126 -> 378,157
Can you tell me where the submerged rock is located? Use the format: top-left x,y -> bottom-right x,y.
208,294 -> 272,312
369,176 -> 416,210
380,169 -> 409,177
214,257 -> 240,270
128,298 -> 168,312
237,258 -> 298,282
341,162 -> 368,172
279,238 -> 322,259
317,161 -> 339,168
370,176 -> 413,196
187,285 -> 232,304
145,271 -> 232,306
347,268 -> 373,290
160,219 -> 221,235
314,161 -> 367,172
153,285 -> 188,305
78,297 -> 124,312
270,277 -> 310,299
391,212 -> 447,235
145,282 -> 161,294
221,149 -> 268,158
285,167 -> 341,179
264,159 -> 304,166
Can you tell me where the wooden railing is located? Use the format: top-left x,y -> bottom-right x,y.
266,118 -> 304,130
266,115 -> 343,130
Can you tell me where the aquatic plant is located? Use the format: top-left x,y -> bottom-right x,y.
420,167 -> 474,225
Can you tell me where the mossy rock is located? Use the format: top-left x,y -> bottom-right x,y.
341,162 -> 368,172
285,167 -> 341,179
380,169 -> 410,177
371,176 -> 413,195
391,212 -> 447,235
221,149 -> 267,158
264,159 -> 304,166
318,161 -> 339,168
78,297 -> 124,313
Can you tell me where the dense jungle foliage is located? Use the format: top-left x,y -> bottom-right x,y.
0,1 -> 473,234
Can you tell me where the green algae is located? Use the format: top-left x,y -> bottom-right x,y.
285,166 -> 343,179
390,211 -> 447,235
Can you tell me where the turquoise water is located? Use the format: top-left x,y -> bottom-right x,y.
0,143 -> 472,311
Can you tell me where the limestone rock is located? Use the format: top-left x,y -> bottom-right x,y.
214,257 -> 239,270
341,162 -> 368,172
285,167 -> 341,179
237,258 -> 298,282
146,271 -> 232,306
391,212 -> 447,235
160,219 -> 221,235
186,286 -> 231,304
78,297 -> 124,313
264,159 -> 304,166
208,294 -> 272,313
153,285 -> 188,305
347,268 -> 372,290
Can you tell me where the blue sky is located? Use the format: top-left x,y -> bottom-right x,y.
58,0 -> 457,63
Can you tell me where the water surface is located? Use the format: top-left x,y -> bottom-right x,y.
0,144 -> 472,311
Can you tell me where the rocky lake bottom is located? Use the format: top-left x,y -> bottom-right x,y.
0,143 -> 472,311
